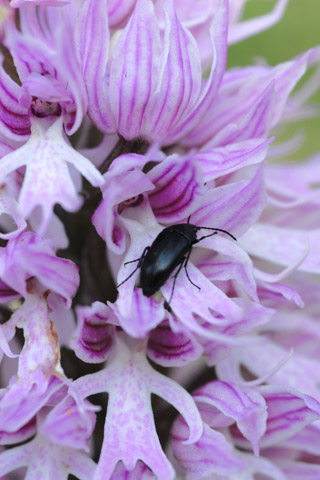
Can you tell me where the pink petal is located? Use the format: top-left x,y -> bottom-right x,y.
171,0 -> 228,143
148,152 -> 204,223
148,319 -> 203,367
142,0 -> 202,141
113,288 -> 166,338
192,164 -> 266,237
259,385 -> 320,447
108,0 -> 160,139
71,302 -> 115,364
240,224 -> 320,275
228,0 -> 289,44
0,56 -> 30,140
75,0 -> 114,133
197,138 -> 271,182
194,381 -> 267,455
172,420 -> 243,480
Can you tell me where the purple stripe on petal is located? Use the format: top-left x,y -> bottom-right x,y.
149,153 -> 204,222
171,0 -> 228,144
172,419 -> 243,478
71,302 -> 114,363
109,0 -> 160,140
192,163 -> 266,237
75,0 -> 115,133
148,319 -> 202,366
194,380 -> 267,455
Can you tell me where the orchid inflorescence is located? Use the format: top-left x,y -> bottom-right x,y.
0,1 -> 319,479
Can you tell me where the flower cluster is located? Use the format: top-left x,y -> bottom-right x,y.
0,0 -> 319,479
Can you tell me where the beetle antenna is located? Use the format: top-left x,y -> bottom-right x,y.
187,215 -> 191,224
197,227 -> 237,241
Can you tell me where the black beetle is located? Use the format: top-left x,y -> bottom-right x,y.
117,217 -> 236,303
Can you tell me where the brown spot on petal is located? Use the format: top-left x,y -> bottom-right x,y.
49,320 -> 60,369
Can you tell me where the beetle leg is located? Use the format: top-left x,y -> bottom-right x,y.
168,259 -> 185,305
124,258 -> 140,265
117,247 -> 150,289
124,247 -> 150,266
116,265 -> 140,289
184,247 -> 201,292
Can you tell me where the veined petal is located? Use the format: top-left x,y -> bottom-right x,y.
202,302 -> 274,366
0,418 -> 36,446
196,138 -> 271,182
222,339 -> 320,401
184,52 -> 310,147
0,57 -> 30,140
71,302 -> 115,364
93,161 -> 154,254
147,318 -> 203,367
148,153 -> 204,223
194,381 -> 267,455
240,224 -> 320,275
0,375 -> 64,434
230,452 -> 287,480
108,0 -> 137,29
205,80 -> 276,148
109,0 -> 160,139
75,0 -> 114,132
0,320 -> 18,361
161,261 -> 243,338
142,0 -> 202,141
282,424 -> 320,456
258,385 -> 320,447
1,231 -> 79,307
192,164 -> 266,237
197,234 -> 258,301
257,280 -> 304,308
113,289 -> 166,338
170,0 -> 228,143
10,0 -> 68,6
6,6 -> 87,134
172,420 -> 243,480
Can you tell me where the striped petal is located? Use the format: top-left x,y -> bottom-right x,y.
75,0 -> 114,132
148,153 -> 204,223
109,0 -> 160,139
169,0 -> 228,144
196,138 -> 271,182
184,52 -> 310,147
192,164 -> 266,237
0,57 -> 30,140
147,318 -> 203,367
142,0 -> 202,140
194,381 -> 267,455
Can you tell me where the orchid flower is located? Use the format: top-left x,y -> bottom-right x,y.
0,0 -> 319,479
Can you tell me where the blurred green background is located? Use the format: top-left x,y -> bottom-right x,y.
227,0 -> 320,161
